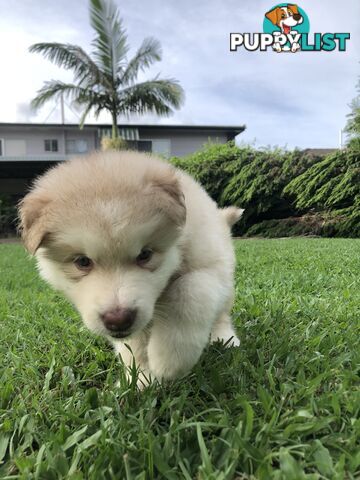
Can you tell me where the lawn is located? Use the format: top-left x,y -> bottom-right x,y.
0,239 -> 359,479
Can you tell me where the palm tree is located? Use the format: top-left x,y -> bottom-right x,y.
30,0 -> 184,139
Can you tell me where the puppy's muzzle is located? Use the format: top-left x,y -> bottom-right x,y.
101,307 -> 137,338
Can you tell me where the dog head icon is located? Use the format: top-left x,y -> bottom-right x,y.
265,4 -> 303,34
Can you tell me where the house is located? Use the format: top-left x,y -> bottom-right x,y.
0,122 -> 245,196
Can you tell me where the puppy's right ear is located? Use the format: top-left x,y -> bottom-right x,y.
147,169 -> 186,227
265,6 -> 281,25
18,192 -> 51,254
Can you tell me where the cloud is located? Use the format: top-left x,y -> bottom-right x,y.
0,0 -> 359,148
16,102 -> 37,122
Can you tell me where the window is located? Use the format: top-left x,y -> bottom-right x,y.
0,139 -> 3,156
5,139 -> 26,156
127,140 -> 152,152
66,139 -> 88,154
44,139 -> 58,152
151,139 -> 171,158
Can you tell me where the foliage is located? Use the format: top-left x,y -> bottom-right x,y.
345,77 -> 360,145
101,135 -> 128,151
172,141 -> 240,204
0,195 -> 18,237
285,147 -> 360,237
245,214 -> 325,238
172,142 -> 323,234
1,240 -> 359,478
172,141 -> 360,237
30,0 -> 184,138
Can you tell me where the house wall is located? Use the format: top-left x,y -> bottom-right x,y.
138,129 -> 228,157
0,126 -> 97,157
0,124 -> 238,196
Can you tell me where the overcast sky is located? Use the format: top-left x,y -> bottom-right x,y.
0,0 -> 359,149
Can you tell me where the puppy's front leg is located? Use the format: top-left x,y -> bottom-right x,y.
113,330 -> 152,388
147,270 -> 228,381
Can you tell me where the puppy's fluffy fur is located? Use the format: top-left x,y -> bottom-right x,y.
19,151 -> 243,383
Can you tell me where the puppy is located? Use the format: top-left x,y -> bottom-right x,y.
19,151 -> 243,385
265,4 -> 303,52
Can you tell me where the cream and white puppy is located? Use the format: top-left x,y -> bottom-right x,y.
19,151 -> 242,385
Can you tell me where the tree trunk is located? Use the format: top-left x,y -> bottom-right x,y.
111,110 -> 118,139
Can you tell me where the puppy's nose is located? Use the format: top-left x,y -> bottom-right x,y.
101,307 -> 136,333
293,13 -> 301,21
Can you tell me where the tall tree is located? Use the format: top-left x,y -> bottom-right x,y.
30,0 -> 184,138
345,77 -> 360,147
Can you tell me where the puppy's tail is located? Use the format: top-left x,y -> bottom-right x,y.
220,206 -> 244,228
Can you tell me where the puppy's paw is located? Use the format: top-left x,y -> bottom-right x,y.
226,335 -> 240,347
147,343 -> 196,381
211,334 -> 240,348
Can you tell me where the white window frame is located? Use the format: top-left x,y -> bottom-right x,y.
0,138 -> 4,156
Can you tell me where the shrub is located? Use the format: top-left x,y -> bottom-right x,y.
101,136 -> 128,151
284,146 -> 360,237
171,142 -> 323,235
0,195 -> 18,237
171,141 -> 239,203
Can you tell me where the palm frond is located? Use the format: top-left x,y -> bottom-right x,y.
90,0 -> 129,81
120,37 -> 162,86
119,78 -> 185,116
29,42 -> 110,89
31,80 -> 106,112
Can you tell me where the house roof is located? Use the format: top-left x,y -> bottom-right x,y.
0,122 -> 245,137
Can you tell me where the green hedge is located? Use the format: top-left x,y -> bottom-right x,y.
284,146 -> 360,237
1,143 -> 358,238
0,195 -> 18,237
171,142 -> 360,238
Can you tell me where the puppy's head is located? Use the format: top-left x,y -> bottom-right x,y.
19,152 -> 186,340
265,4 -> 303,31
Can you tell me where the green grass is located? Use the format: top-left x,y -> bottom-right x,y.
0,239 -> 359,479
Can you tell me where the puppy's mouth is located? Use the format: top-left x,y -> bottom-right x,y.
107,330 -> 132,339
283,24 -> 292,34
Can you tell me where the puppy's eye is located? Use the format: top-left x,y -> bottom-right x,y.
136,248 -> 153,266
74,255 -> 93,271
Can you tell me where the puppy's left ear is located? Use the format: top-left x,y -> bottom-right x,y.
18,191 -> 51,254
148,170 -> 186,227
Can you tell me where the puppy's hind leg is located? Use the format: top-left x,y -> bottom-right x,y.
211,312 -> 240,347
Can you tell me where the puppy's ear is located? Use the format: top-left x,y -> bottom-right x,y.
288,4 -> 299,15
265,6 -> 281,25
148,170 -> 186,227
18,191 -> 51,254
